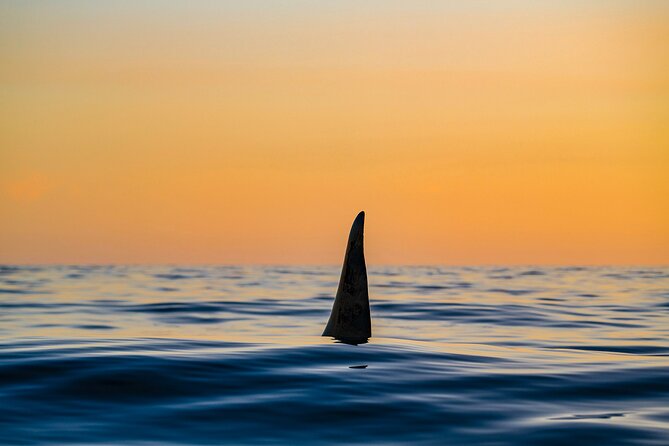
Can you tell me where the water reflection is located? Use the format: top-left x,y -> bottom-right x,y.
331,336 -> 369,346
0,265 -> 668,444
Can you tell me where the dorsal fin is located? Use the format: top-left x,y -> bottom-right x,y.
322,211 -> 371,344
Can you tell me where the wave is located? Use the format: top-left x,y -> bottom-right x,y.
0,266 -> 667,444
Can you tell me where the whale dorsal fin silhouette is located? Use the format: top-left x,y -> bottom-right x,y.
323,211 -> 371,344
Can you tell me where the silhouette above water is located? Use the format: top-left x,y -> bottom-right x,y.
323,211 -> 371,345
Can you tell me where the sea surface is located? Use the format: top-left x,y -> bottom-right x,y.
1,265 -> 668,445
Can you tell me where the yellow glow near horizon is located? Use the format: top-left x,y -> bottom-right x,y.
1,2 -> 667,264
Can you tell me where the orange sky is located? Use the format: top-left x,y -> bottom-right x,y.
1,1 -> 668,265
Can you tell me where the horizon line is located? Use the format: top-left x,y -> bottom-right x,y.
2,262 -> 667,268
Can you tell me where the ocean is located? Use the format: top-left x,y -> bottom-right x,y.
0,265 -> 668,445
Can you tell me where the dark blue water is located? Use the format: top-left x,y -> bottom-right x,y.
1,266 -> 668,445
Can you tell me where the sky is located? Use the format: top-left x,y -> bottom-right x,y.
1,1 -> 667,265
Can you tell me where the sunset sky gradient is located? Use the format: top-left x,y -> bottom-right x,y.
1,1 -> 667,264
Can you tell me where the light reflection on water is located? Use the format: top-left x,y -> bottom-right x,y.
1,265 -> 668,444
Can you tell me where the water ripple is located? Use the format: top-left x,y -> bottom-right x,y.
0,265 -> 667,445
